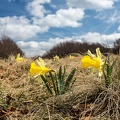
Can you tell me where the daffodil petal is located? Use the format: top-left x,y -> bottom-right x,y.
36,57 -> 46,68
87,50 -> 95,58
96,48 -> 102,59
17,53 -> 20,58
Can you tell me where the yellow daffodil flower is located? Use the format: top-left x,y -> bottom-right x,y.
30,57 -> 51,76
53,55 -> 59,62
81,48 -> 104,76
69,55 -> 74,59
16,53 -> 24,62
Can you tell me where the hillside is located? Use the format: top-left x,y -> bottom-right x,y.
0,54 -> 120,120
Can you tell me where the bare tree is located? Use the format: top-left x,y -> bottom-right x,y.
0,35 -> 24,59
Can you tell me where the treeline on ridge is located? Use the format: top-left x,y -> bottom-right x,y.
0,35 -> 120,59
42,39 -> 120,58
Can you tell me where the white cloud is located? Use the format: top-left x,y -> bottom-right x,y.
49,4 -> 57,9
18,41 -> 39,48
67,0 -> 116,10
77,32 -> 120,47
26,0 -> 51,18
17,36 -> 75,57
0,1 -> 84,41
0,16 -> 49,40
0,0 -> 119,54
49,37 -> 74,43
0,16 -> 29,25
17,40 -> 55,57
17,32 -> 120,57
52,32 -> 120,47
17,36 -> 78,57
33,8 -> 84,27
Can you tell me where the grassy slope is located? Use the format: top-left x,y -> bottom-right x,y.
0,55 -> 120,120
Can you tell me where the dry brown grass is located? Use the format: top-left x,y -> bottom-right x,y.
0,55 -> 120,120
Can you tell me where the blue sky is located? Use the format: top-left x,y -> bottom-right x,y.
0,0 -> 120,57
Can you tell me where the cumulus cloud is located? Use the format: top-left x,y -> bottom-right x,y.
0,16 -> 48,40
17,36 -> 75,57
67,0 -> 116,10
78,32 -> 120,46
26,0 -> 51,18
33,8 -> 84,27
17,32 -> 120,57
0,0 -> 119,58
0,0 -> 84,41
17,40 -> 54,57
49,32 -> 120,47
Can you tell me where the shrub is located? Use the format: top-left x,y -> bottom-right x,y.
0,35 -> 24,59
42,41 -> 111,58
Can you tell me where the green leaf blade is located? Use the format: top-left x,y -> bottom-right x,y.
64,68 -> 76,91
41,75 -> 53,95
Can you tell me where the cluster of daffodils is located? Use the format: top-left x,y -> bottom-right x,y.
16,54 -> 24,62
81,48 -> 117,88
28,47 -> 117,95
29,57 -> 76,95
